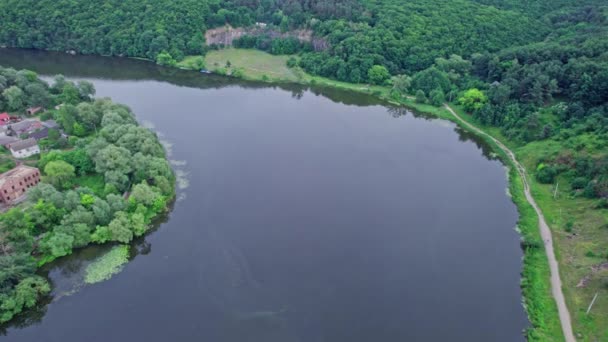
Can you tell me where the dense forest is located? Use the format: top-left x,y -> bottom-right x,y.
0,66 -> 174,323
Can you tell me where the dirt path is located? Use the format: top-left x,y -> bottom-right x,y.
443,104 -> 575,342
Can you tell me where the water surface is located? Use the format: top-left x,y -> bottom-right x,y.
0,49 -> 528,341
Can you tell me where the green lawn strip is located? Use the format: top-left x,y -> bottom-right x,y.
201,49 -> 300,82
72,174 -> 105,196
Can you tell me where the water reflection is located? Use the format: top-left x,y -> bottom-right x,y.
0,47 -> 503,160
0,48 -> 525,341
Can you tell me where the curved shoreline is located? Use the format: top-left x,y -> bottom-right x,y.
0,48 -> 569,339
443,105 -> 575,342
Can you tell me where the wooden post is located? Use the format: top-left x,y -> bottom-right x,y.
553,182 -> 559,199
586,292 -> 598,315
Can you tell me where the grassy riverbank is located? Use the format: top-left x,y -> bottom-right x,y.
178,48 -> 605,340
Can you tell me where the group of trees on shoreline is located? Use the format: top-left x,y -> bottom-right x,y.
0,68 -> 174,323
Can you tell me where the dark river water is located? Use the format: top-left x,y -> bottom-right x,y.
0,49 -> 528,341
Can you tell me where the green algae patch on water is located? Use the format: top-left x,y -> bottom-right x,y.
84,245 -> 130,284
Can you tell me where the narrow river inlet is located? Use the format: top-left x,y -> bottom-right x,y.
0,49 -> 528,341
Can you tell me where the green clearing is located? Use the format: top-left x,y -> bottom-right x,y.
0,156 -> 16,174
200,49 -> 301,82
73,174 -> 105,196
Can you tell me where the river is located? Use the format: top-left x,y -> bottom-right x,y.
0,49 -> 528,341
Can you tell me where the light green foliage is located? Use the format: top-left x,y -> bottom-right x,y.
72,122 -> 86,137
204,49 -> 300,82
367,65 -> 390,85
130,182 -> 160,207
0,276 -> 50,323
459,88 -> 487,112
108,212 -> 133,243
42,232 -> 74,258
131,212 -> 148,237
156,51 -> 176,66
84,245 -> 130,284
91,226 -> 112,244
44,160 -> 75,189
80,193 -> 95,207
176,56 -> 206,70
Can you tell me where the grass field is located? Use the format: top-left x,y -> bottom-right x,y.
73,174 -> 105,196
197,49 -> 301,82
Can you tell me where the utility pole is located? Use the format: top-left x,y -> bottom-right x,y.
553,182 -> 559,199
586,292 -> 599,315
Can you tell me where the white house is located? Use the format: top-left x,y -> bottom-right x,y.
9,138 -> 40,159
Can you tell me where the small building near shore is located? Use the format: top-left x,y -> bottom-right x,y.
0,165 -> 41,205
42,120 -> 59,129
0,113 -> 10,126
6,119 -> 43,137
28,127 -> 50,141
0,134 -> 19,147
26,107 -> 44,116
9,138 -> 40,158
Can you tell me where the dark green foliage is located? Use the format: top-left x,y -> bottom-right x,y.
415,90 -> 427,104
0,67 -> 55,113
0,0 -> 209,61
233,35 -> 309,55
429,88 -> 446,106
299,0 -> 546,82
412,67 -> 451,95
535,164 -> 558,184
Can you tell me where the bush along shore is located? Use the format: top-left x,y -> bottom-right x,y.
0,66 -> 175,324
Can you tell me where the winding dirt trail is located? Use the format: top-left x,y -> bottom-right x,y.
443,104 -> 575,342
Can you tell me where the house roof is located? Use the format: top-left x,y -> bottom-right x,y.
9,138 -> 38,152
42,120 -> 59,129
0,134 -> 19,146
29,127 -> 49,141
0,165 -> 39,188
9,119 -> 42,134
0,113 -> 9,125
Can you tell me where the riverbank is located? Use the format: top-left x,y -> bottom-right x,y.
0,69 -> 177,324
180,48 -> 596,340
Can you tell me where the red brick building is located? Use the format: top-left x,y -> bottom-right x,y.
0,165 -> 41,205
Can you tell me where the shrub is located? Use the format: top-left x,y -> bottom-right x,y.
415,90 -> 427,103
367,65 -> 390,85
535,163 -> 558,184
